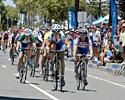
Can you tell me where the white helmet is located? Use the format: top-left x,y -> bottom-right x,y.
24,28 -> 32,36
52,24 -> 60,33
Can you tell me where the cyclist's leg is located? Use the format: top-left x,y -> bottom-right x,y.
83,59 -> 88,79
49,53 -> 55,72
17,51 -> 23,70
40,49 -> 47,74
16,51 -> 23,78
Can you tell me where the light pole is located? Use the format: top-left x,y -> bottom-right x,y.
74,0 -> 79,28
98,0 -> 101,17
0,8 -> 1,24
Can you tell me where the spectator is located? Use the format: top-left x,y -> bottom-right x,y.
119,23 -> 125,63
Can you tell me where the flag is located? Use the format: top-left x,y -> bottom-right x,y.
67,7 -> 76,31
109,0 -> 118,42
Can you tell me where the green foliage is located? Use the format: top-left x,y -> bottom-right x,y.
12,0 -> 106,24
5,6 -> 18,19
13,0 -> 72,22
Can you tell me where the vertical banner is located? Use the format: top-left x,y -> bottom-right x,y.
67,8 -> 76,31
110,0 -> 117,42
72,9 -> 76,30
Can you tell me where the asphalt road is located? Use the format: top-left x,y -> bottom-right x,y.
0,49 -> 125,100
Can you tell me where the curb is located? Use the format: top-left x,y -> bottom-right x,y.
88,62 -> 121,75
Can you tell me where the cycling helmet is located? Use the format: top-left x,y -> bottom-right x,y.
52,24 -> 61,33
24,28 -> 32,36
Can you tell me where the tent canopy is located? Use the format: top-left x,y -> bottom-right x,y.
92,15 -> 121,25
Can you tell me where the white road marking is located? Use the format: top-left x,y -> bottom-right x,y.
25,80 -> 60,100
66,68 -> 125,88
1,65 -> 7,68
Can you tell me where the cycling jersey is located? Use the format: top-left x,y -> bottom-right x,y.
18,34 -> 36,52
74,37 -> 89,55
9,33 -> 19,45
44,31 -> 52,41
18,34 -> 35,43
47,31 -> 66,50
33,30 -> 43,47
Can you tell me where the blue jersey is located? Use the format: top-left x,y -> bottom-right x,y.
47,31 -> 66,50
74,37 -> 89,54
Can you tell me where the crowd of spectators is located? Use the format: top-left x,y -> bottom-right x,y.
64,19 -> 125,66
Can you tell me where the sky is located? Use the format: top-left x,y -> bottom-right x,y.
3,0 -> 16,7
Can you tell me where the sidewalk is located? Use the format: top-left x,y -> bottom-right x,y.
88,61 -> 122,75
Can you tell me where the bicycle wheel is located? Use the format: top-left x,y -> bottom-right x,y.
20,69 -> 24,83
53,61 -> 59,90
76,76 -> 80,90
60,77 -> 64,92
32,64 -> 36,77
20,60 -> 28,83
45,60 -> 50,82
76,65 -> 81,90
42,65 -> 46,81
54,70 -> 58,90
30,63 -> 35,77
81,62 -> 87,90
59,62 -> 64,92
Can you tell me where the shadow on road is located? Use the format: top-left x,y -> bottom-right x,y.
0,96 -> 50,100
52,89 -> 75,93
78,88 -> 97,92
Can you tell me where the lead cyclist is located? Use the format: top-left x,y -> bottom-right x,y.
41,23 -> 70,86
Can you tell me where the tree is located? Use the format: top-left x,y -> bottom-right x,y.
13,0 -> 72,23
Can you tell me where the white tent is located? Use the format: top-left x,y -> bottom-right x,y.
103,14 -> 121,21
92,17 -> 104,25
92,15 -> 121,25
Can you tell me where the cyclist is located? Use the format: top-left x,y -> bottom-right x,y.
8,27 -> 19,61
32,28 -> 44,68
41,23 -> 70,86
1,31 -> 8,51
15,28 -> 36,78
73,29 -> 90,86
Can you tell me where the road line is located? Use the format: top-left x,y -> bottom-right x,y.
66,68 -> 125,88
25,80 -> 60,100
1,65 -> 7,68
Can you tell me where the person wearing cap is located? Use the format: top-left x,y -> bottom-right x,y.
119,23 -> 125,63
15,28 -> 36,78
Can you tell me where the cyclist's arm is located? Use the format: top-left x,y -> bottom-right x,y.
16,41 -> 21,51
30,34 -> 36,42
16,35 -> 24,51
64,38 -> 70,49
74,38 -> 79,60
45,40 -> 51,52
73,44 -> 77,58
